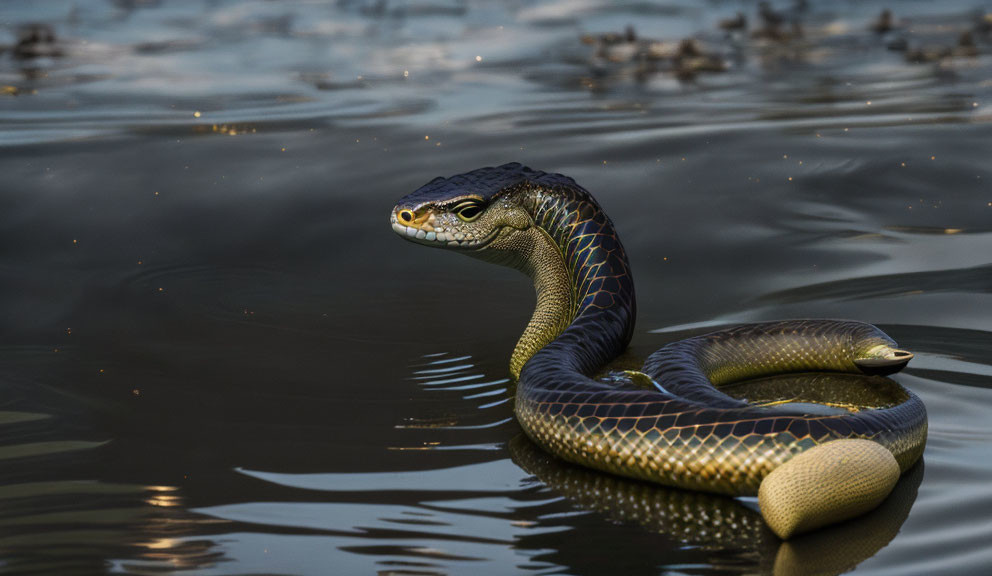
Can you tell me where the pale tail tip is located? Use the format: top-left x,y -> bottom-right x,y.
854,348 -> 913,376
758,439 -> 900,540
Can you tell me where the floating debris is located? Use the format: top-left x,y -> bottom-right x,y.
718,12 -> 747,33
673,39 -> 726,79
12,23 -> 63,59
904,31 -> 980,64
750,1 -> 804,43
758,1 -> 786,29
581,25 -> 638,47
581,26 -> 642,63
973,11 -> 992,36
582,26 -> 727,82
905,45 -> 951,64
752,20 -> 803,43
871,9 -> 896,34
955,32 -> 978,58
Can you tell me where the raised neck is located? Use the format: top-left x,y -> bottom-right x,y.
501,226 -> 575,378
512,184 -> 637,379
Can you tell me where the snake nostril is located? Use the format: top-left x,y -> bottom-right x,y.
398,209 -> 414,224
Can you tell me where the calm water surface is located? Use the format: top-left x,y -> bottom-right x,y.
1,1 -> 990,574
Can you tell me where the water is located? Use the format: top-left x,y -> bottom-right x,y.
1,0 -> 990,574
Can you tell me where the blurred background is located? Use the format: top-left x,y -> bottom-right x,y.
0,1 -> 990,574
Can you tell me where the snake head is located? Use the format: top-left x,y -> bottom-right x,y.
389,163 -> 540,251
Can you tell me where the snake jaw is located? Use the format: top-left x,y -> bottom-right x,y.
389,209 -> 495,249
389,199 -> 531,251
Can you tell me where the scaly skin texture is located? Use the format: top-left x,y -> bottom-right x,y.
391,163 -> 928,535
509,432 -> 924,574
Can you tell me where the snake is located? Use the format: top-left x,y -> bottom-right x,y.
508,429 -> 924,574
390,163 -> 927,538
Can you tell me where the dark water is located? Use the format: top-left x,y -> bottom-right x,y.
1,0 -> 991,574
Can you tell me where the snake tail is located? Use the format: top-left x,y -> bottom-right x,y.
391,163 -> 928,539
758,439 -> 900,539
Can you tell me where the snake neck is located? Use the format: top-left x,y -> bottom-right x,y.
492,226 -> 574,379
501,184 -> 636,380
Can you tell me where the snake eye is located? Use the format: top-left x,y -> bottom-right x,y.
453,200 -> 485,222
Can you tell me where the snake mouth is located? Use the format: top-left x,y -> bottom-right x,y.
389,213 -> 501,250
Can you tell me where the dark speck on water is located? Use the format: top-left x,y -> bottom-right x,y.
1,0 -> 990,574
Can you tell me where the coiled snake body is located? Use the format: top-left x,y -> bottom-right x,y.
391,163 -> 927,538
